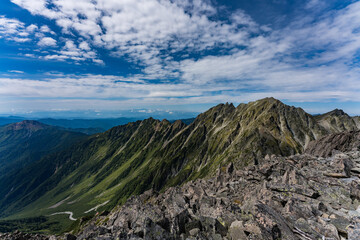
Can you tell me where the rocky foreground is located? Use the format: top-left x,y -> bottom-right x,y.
3,150 -> 360,240
70,148 -> 360,240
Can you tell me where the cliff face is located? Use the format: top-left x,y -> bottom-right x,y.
353,116 -> 360,129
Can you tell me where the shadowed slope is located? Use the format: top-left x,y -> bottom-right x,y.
0,120 -> 86,177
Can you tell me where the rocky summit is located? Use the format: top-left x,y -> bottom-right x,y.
73,150 -> 360,239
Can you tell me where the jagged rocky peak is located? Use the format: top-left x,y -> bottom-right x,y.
202,102 -> 236,116
160,118 -> 171,124
196,97 -> 296,127
191,102 -> 236,127
181,97 -> 329,166
315,107 -> 358,133
5,120 -> 48,131
235,97 -> 325,148
327,108 -> 347,116
235,97 -> 306,118
196,97 -> 305,124
253,96 -> 281,104
171,119 -> 185,127
245,96 -> 285,107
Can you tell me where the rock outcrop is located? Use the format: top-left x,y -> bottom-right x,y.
74,149 -> 360,240
305,130 -> 360,157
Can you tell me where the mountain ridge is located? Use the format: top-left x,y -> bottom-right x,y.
3,120 -> 48,131
0,121 -> 86,178
0,97 -> 359,234
315,108 -> 358,133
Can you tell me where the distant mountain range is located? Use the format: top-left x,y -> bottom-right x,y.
0,117 -> 141,134
0,116 -> 26,127
0,117 -> 196,135
0,97 -> 359,234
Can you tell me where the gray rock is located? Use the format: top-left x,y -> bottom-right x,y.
228,221 -> 247,240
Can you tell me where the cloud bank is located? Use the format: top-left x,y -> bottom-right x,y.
0,0 -> 359,114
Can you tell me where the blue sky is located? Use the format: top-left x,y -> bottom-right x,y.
0,0 -> 360,118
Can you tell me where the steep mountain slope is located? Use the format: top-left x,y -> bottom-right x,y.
353,116 -> 360,129
0,120 -> 86,177
315,109 -> 359,132
0,98 -> 341,233
0,119 -> 187,219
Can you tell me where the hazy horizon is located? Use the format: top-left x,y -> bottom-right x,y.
1,98 -> 359,119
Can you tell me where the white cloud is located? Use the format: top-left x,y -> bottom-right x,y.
26,24 -> 38,32
0,69 -> 359,106
8,70 -> 24,74
79,41 -> 90,50
176,1 -> 360,94
37,37 -> 57,47
11,37 -> 31,42
10,0 -> 260,74
7,0 -> 360,76
40,25 -> 55,35
40,25 -> 50,32
2,0 -> 360,113
280,1 -> 360,64
0,16 -> 24,34
0,16 -> 33,42
305,0 -> 327,10
0,16 -> 57,48
41,40 -> 102,64
24,53 -> 36,58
